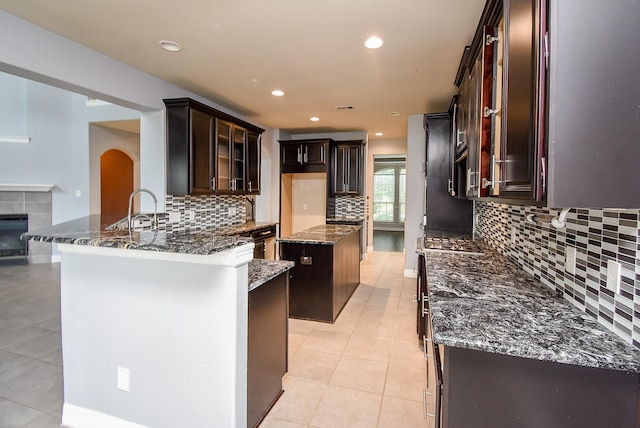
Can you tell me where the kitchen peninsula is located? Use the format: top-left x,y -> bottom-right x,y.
279,224 -> 360,323
23,215 -> 292,428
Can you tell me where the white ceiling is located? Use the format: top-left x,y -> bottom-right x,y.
0,0 -> 486,139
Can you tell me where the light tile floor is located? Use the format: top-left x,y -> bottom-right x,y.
0,251 -> 427,428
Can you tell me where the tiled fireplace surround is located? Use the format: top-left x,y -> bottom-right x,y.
475,201 -> 640,349
0,189 -> 52,263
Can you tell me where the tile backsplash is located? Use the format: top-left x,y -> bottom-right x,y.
475,201 -> 640,349
164,195 -> 246,233
334,195 -> 366,217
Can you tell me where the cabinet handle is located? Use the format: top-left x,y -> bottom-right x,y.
482,155 -> 516,189
424,388 -> 434,419
303,146 -> 308,163
421,292 -> 429,317
413,294 -> 418,303
297,147 -> 302,164
457,129 -> 465,147
466,168 -> 472,193
423,335 -> 433,360
447,179 -> 455,196
248,181 -> 252,193
321,145 -> 325,163
211,178 -> 216,192
483,106 -> 500,118
540,156 -> 546,195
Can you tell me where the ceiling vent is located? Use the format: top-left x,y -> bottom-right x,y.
333,105 -> 355,111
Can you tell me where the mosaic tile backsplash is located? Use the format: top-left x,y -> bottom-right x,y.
164,195 -> 246,233
475,201 -> 640,349
334,195 -> 366,217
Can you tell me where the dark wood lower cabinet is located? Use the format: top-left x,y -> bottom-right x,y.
247,273 -> 288,428
442,346 -> 640,428
280,230 -> 360,323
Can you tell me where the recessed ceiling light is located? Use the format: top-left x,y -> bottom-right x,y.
364,36 -> 383,49
159,40 -> 182,52
310,117 -> 320,122
375,132 -> 383,136
271,90 -> 285,96
388,111 -> 401,117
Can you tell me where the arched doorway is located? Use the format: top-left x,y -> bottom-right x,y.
100,149 -> 134,217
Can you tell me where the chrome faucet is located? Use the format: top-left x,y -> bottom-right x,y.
127,188 -> 159,232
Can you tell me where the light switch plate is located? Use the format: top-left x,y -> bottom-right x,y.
510,227 -> 517,244
565,246 -> 576,275
117,366 -> 130,392
606,259 -> 621,293
168,212 -> 181,223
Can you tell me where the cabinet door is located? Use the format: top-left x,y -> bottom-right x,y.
303,142 -> 326,166
499,0 -> 544,199
246,131 -> 261,194
232,126 -> 246,193
333,145 -> 347,195
465,59 -> 482,198
190,109 -> 215,194
215,119 -> 232,193
346,145 -> 361,194
281,144 -> 301,167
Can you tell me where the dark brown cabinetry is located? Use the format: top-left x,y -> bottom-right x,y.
246,131 -> 261,194
164,98 -> 264,196
279,139 -> 329,173
330,141 -> 364,196
451,0 -> 640,208
248,271 -> 288,428
280,229 -> 360,323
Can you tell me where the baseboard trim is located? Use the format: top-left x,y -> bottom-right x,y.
62,403 -> 147,428
403,269 -> 417,278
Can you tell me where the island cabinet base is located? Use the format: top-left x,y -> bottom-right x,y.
248,273 -> 288,428
281,230 -> 360,323
443,347 -> 640,428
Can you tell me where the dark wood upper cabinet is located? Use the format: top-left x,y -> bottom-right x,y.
451,0 -> 640,208
279,139 -> 330,173
330,141 -> 364,196
246,131 -> 261,195
164,98 -> 264,196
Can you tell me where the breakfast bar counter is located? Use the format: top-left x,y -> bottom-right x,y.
23,215 -> 257,428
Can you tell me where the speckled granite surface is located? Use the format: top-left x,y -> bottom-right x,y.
420,241 -> 640,372
22,215 -> 252,255
278,224 -> 360,245
248,259 -> 294,291
326,217 -> 365,224
215,221 -> 277,236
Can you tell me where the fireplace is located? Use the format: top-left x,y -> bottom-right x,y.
0,214 -> 28,265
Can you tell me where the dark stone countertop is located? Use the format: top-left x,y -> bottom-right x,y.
326,217 -> 365,224
277,224 -> 361,245
248,259 -> 294,291
416,234 -> 640,373
22,215 -> 252,256
215,221 -> 277,236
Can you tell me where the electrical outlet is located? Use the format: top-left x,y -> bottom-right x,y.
511,226 -> 517,244
168,212 -> 181,223
117,367 -> 130,392
187,210 -> 195,221
347,203 -> 352,213
606,259 -> 622,293
565,246 -> 576,275
229,207 -> 237,216
303,203 -> 308,211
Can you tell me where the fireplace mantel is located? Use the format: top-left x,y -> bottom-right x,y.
0,184 -> 54,192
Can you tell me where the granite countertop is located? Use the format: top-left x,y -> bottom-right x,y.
278,224 -> 361,245
248,259 -> 294,291
22,215 -> 252,256
419,238 -> 640,372
326,216 -> 365,224
215,221 -> 277,236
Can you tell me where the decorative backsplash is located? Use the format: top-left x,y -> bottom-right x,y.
334,195 -> 366,217
164,195 -> 246,233
475,201 -> 640,349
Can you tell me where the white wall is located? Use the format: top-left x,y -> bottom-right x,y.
404,114 -> 426,276
0,10 -> 271,221
366,138 -> 407,249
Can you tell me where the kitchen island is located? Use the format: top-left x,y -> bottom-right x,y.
278,224 -> 360,323
23,215 -> 292,428
416,236 -> 640,428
